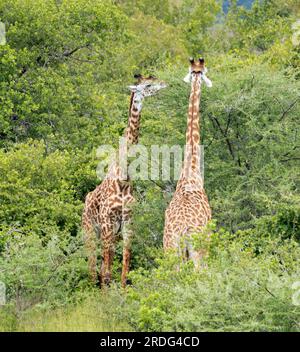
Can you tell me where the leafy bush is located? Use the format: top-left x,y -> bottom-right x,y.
0,140 -> 100,250
0,232 -> 89,310
126,232 -> 300,331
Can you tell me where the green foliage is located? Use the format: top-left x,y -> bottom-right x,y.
0,0 -> 130,146
0,288 -> 132,332
176,0 -> 221,54
0,141 -> 99,245
1,0 -> 127,64
203,63 -> 300,230
0,233 -> 89,308
223,0 -> 300,69
130,182 -> 166,269
127,11 -> 187,70
126,233 -> 300,331
227,1 -> 292,51
15,289 -> 132,332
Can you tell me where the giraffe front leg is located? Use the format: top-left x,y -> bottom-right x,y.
99,222 -> 115,287
121,218 -> 133,288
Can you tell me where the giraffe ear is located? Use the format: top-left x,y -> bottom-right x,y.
133,73 -> 142,80
202,73 -> 212,88
183,67 -> 192,83
183,72 -> 191,83
128,85 -> 137,92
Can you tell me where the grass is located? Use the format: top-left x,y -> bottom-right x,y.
0,289 -> 133,332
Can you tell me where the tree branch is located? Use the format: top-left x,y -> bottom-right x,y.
279,98 -> 300,121
62,43 -> 90,58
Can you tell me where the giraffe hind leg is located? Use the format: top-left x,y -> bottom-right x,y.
84,226 -> 98,284
121,218 -> 133,288
187,241 -> 208,271
99,222 -> 116,287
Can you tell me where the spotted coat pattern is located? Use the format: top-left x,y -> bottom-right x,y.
163,59 -> 212,267
82,76 -> 166,287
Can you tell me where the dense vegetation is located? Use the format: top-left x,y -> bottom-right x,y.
0,0 -> 299,331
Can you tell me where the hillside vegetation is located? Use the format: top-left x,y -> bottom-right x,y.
0,0 -> 299,331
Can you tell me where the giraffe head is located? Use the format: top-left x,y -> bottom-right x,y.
183,57 -> 212,88
128,74 -> 167,98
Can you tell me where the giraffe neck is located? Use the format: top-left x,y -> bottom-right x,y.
184,74 -> 202,173
125,91 -> 143,145
113,91 -> 143,181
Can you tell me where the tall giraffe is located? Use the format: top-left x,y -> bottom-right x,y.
163,58 -> 212,268
82,75 -> 166,287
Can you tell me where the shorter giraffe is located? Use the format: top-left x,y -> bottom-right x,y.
82,75 -> 166,287
163,58 -> 212,268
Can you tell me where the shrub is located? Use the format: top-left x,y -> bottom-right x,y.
0,232 -> 89,311
126,232 -> 300,332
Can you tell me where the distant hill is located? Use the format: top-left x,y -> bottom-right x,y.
223,0 -> 255,13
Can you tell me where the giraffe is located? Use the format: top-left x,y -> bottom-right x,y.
82,74 -> 166,287
163,57 -> 212,268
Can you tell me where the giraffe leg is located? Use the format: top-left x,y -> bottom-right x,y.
84,226 -> 98,284
174,238 -> 187,272
188,247 -> 208,270
121,218 -> 133,288
99,222 -> 115,286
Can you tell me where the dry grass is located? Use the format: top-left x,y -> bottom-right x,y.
1,290 -> 133,332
